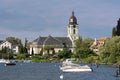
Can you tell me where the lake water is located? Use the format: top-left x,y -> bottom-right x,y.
0,63 -> 120,80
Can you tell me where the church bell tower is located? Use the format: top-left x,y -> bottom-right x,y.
67,11 -> 79,46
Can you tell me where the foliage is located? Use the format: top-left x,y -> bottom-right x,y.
99,36 -> 120,64
44,46 -> 54,50
30,54 -> 50,62
6,37 -> 22,46
56,48 -> 73,59
16,53 -> 29,60
74,36 -> 83,52
6,36 -> 28,54
0,47 -> 11,54
43,46 -> 54,54
0,53 -> 13,59
31,48 -> 34,55
83,37 -> 94,48
74,36 -> 96,63
112,27 -> 117,37
75,48 -> 96,62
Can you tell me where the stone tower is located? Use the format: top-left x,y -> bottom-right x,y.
67,11 -> 79,46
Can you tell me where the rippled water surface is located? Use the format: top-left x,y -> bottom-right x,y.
0,63 -> 119,80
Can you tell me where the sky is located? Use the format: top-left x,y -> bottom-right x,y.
0,0 -> 120,42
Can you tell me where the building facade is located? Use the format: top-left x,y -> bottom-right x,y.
0,40 -> 19,54
29,11 -> 79,55
90,37 -> 109,54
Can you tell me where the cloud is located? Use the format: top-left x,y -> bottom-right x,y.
0,0 -> 120,41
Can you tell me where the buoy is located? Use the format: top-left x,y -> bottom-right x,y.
60,74 -> 63,80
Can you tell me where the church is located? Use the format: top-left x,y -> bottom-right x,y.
29,11 -> 79,55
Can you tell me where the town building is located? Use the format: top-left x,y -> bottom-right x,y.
0,40 -> 19,54
90,37 -> 109,54
29,11 -> 79,55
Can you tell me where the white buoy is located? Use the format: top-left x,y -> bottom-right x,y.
60,74 -> 63,80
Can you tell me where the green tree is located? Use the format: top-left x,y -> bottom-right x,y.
0,47 -> 11,54
44,46 -> 54,54
83,37 -> 94,48
112,27 -> 117,37
31,48 -> 34,55
99,36 -> 120,64
16,53 -> 27,60
23,38 -> 28,53
6,37 -> 24,53
74,36 -> 96,62
74,36 -> 83,52
6,37 -> 22,45
57,48 -> 73,59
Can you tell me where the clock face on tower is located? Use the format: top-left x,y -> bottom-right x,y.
70,19 -> 73,22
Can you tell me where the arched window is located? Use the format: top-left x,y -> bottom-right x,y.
73,29 -> 76,34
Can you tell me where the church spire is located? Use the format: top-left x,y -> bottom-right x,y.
69,11 -> 77,25
72,10 -> 74,16
67,11 -> 79,47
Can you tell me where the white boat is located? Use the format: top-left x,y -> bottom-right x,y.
0,59 -> 8,63
60,59 -> 92,72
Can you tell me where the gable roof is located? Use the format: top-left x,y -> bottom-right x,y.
32,35 -> 72,48
0,40 -> 4,44
44,35 -> 63,47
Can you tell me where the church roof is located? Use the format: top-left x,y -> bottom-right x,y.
43,35 -> 63,47
32,35 -> 72,48
69,11 -> 77,25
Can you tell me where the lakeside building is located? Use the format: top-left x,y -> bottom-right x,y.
90,37 -> 109,54
0,40 -> 19,54
29,11 -> 79,55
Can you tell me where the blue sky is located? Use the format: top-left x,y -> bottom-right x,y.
0,0 -> 120,41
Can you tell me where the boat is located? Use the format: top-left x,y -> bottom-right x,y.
0,59 -> 7,63
4,53 -> 16,66
0,54 -> 8,63
23,60 -> 31,63
5,60 -> 16,66
60,59 -> 92,72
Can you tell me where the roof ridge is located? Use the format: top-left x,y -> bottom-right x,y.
43,35 -> 62,45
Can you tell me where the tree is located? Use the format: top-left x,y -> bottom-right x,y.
74,36 -> 96,62
6,37 -> 22,45
44,46 -> 54,54
6,37 -> 24,53
74,36 -> 83,52
112,27 -> 117,37
19,44 -> 24,53
31,48 -> 34,55
0,47 -> 11,54
83,37 -> 94,48
57,48 -> 72,59
23,38 -> 28,53
99,36 -> 120,64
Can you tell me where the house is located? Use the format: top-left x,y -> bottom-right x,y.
29,11 -> 79,55
90,37 -> 109,54
0,40 -> 19,54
